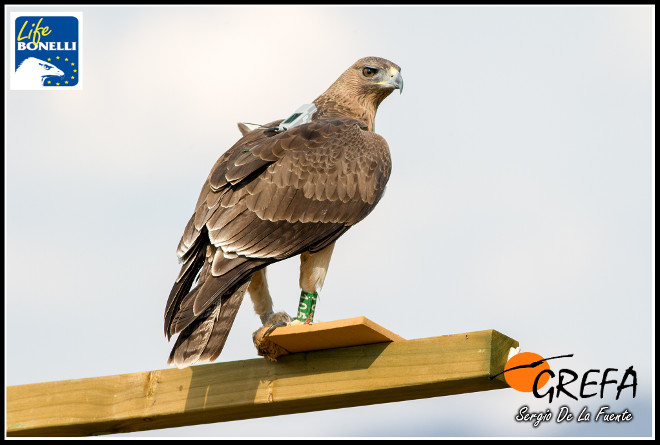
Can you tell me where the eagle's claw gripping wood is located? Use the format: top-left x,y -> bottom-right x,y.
252,312 -> 295,361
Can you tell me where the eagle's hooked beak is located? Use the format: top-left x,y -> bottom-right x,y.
375,68 -> 404,94
391,70 -> 404,94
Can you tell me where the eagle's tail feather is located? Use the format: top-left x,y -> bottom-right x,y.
164,235 -> 207,339
166,236 -> 276,367
167,280 -> 249,368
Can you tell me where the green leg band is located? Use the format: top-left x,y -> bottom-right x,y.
296,291 -> 318,322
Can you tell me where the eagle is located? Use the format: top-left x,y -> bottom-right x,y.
165,57 -> 403,368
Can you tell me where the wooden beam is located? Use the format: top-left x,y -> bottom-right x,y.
7,329 -> 518,436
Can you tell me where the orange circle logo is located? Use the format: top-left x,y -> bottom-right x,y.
504,352 -> 551,392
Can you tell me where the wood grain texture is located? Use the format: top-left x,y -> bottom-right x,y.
7,329 -> 518,436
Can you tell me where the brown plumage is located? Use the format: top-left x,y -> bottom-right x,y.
165,57 -> 403,367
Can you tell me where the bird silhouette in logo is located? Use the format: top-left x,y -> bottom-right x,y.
14,57 -> 64,88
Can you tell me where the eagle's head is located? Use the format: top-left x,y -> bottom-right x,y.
315,56 -> 403,131
350,56 -> 404,97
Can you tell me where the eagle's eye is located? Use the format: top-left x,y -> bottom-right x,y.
362,67 -> 379,78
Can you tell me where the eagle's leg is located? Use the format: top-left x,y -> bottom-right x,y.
248,268 -> 274,324
250,268 -> 295,360
248,268 -> 295,326
294,242 -> 336,324
253,242 -> 335,360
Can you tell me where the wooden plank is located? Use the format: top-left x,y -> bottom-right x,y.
264,316 -> 405,353
6,329 -> 519,437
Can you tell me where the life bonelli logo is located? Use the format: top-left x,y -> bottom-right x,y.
10,12 -> 82,90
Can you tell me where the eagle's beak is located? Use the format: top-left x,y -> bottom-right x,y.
376,68 -> 404,94
391,71 -> 403,94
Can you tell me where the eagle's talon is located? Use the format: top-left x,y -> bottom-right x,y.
253,317 -> 293,361
263,321 -> 287,337
253,311 -> 294,345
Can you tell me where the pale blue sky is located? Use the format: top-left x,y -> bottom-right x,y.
4,5 -> 654,437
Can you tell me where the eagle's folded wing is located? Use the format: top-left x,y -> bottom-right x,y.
165,117 -> 391,340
